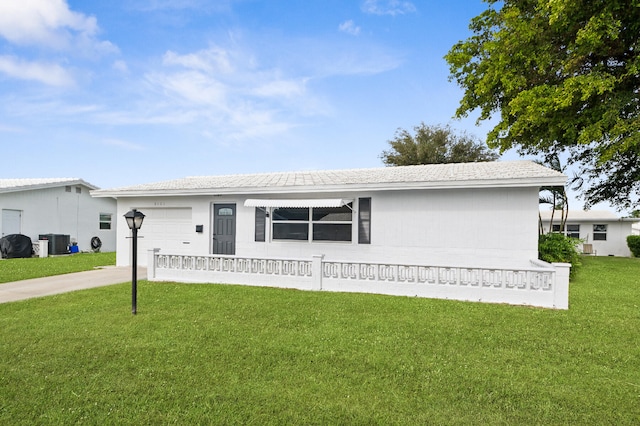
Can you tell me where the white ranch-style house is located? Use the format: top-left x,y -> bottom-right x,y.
92,161 -> 571,309
1,178 -> 117,253
540,210 -> 640,257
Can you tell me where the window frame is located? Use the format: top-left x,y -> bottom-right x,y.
358,197 -> 371,244
566,224 -> 580,238
254,207 -> 267,242
593,224 -> 607,241
99,213 -> 112,230
269,203 -> 353,243
550,223 -> 580,239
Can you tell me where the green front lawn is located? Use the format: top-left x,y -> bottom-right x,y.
1,256 -> 639,424
0,252 -> 116,283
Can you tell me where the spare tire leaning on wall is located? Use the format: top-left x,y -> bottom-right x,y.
90,236 -> 102,253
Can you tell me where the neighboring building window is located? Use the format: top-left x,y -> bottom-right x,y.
593,224 -> 607,241
255,208 -> 266,242
566,224 -> 580,238
76,187 -> 82,194
65,186 -> 71,192
358,198 -> 371,244
551,224 -> 580,238
99,214 -> 112,230
271,204 -> 353,242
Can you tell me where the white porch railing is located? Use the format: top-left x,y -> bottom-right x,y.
147,249 -> 570,309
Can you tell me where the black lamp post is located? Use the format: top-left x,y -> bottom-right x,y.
124,209 -> 145,314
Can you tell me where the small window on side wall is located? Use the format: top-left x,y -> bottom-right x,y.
358,198 -> 371,244
566,224 -> 580,238
99,214 -> 112,230
593,224 -> 607,241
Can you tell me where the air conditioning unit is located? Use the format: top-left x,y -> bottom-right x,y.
38,234 -> 70,255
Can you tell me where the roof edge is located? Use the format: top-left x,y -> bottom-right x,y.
92,175 -> 567,198
0,178 -> 99,193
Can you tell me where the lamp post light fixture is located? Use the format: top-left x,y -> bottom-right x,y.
124,209 -> 145,315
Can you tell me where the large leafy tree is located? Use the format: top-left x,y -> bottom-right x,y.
445,0 -> 640,210
380,123 -> 499,166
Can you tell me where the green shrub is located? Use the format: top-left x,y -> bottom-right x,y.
538,233 -> 581,276
627,235 -> 640,257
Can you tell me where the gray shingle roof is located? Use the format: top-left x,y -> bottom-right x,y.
92,161 -> 566,197
540,210 -> 640,222
0,178 -> 98,193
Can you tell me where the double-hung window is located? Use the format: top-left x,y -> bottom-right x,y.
593,224 -> 607,241
566,224 -> 580,238
312,205 -> 352,241
99,214 -> 112,230
272,208 -> 310,241
550,224 -> 580,239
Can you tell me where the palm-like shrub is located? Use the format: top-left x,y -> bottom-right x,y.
539,233 -> 581,277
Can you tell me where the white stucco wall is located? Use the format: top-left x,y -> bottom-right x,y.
0,185 -> 117,252
116,186 -> 540,269
541,218 -> 635,257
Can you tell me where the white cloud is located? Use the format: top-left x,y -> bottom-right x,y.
0,55 -> 75,86
147,70 -> 228,106
362,0 -> 416,16
93,109 -> 199,126
310,43 -> 403,77
226,107 -> 295,140
252,79 -> 307,98
339,20 -> 361,36
0,0 -> 116,54
163,47 -> 233,74
154,44 -> 312,106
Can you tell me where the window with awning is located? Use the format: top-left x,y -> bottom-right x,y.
247,199 -> 355,242
244,199 -> 353,208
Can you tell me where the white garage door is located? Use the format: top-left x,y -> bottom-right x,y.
137,208 -> 193,255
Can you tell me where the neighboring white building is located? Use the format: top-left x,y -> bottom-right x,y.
0,178 -> 117,253
93,161 -> 572,309
539,210 -> 640,257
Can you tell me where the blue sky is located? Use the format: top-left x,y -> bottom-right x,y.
1,0 -> 609,212
0,0 -> 508,186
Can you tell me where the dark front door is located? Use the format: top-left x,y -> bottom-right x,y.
213,204 -> 236,255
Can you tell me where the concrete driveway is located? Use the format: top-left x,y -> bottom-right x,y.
0,266 -> 146,304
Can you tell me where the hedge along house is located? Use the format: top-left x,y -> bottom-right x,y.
92,161 -> 572,309
1,178 -> 117,253
539,210 -> 640,257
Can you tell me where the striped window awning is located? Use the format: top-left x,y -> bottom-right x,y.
244,198 -> 353,208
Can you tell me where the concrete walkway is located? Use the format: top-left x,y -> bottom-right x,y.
0,266 -> 147,304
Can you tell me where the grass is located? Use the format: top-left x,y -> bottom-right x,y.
0,252 -> 116,283
1,256 -> 639,424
